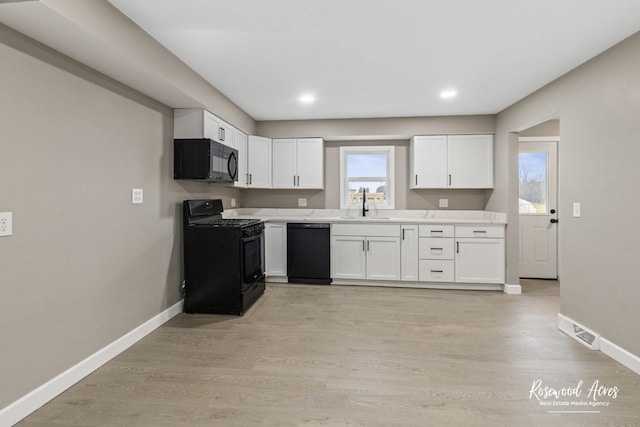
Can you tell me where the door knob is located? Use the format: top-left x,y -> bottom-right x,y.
550,209 -> 556,214
550,218 -> 558,224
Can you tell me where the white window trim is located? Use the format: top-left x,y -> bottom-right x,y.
339,146 -> 395,210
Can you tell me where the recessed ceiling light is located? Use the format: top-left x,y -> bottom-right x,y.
299,94 -> 316,104
440,90 -> 457,99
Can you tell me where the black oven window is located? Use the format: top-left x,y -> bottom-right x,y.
243,235 -> 263,283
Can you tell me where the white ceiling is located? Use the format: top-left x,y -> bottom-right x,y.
106,0 -> 640,121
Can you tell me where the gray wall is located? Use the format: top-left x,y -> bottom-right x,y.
490,32 -> 640,355
245,116 -> 495,209
520,119 -> 559,137
0,27 -> 244,408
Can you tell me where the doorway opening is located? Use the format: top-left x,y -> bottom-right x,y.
518,120 -> 559,280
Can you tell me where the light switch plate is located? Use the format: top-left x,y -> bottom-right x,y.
439,199 -> 449,208
0,212 -> 13,237
298,198 -> 307,207
132,189 -> 144,204
0,212 -> 12,237
573,202 -> 581,217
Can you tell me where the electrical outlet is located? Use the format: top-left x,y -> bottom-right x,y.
439,199 -> 449,208
0,212 -> 13,237
131,189 -> 143,204
298,198 -> 307,207
231,198 -> 236,208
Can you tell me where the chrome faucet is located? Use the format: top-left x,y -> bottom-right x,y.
362,188 -> 369,217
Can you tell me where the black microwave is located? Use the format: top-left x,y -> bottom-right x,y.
174,139 -> 238,183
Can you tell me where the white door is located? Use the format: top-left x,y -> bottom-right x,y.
296,138 -> 324,189
272,138 -> 297,188
518,141 -> 558,279
332,236 -> 366,279
366,237 -> 401,281
400,225 -> 419,281
447,135 -> 494,188
247,135 -> 272,188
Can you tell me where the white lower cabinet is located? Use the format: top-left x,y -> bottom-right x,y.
331,224 -> 401,281
400,225 -> 419,281
418,225 -> 455,282
265,223 -> 287,277
454,225 -> 505,284
331,235 -> 367,279
366,236 -> 401,280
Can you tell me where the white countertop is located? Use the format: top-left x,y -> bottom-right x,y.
223,208 -> 507,225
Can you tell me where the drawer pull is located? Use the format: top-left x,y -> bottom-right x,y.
431,230 -> 443,235
474,230 -> 487,234
431,247 -> 443,251
430,270 -> 443,273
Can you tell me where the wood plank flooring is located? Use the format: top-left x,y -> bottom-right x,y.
16,281 -> 640,426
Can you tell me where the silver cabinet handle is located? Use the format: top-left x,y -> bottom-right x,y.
294,176 -> 296,186
449,174 -> 452,186
249,174 -> 252,185
362,240 -> 365,252
367,240 -> 370,252
456,242 -> 460,253
431,270 -> 443,273
402,229 -> 405,240
415,175 -> 418,186
431,247 -> 443,251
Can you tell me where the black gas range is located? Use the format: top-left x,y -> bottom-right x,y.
182,199 -> 265,315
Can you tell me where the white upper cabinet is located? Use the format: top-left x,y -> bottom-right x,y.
174,108 -> 235,148
247,135 -> 272,188
410,135 -> 448,188
447,135 -> 493,188
217,119 -> 234,148
410,134 -> 493,189
272,138 -> 324,189
272,138 -> 297,188
233,128 -> 248,188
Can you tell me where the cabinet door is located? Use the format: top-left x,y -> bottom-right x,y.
331,235 -> 366,279
410,136 -> 448,188
233,128 -> 248,187
265,223 -> 287,277
272,138 -> 297,188
366,237 -> 401,281
203,110 -> 221,142
454,238 -> 505,283
247,136 -> 272,188
218,120 -> 234,148
447,135 -> 493,188
296,138 -> 324,189
400,225 -> 419,281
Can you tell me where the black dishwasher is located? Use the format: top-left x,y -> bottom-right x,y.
287,223 -> 331,285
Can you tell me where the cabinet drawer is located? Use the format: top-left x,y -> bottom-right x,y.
419,238 -> 454,260
419,260 -> 454,282
332,224 -> 400,237
455,225 -> 505,238
419,225 -> 454,238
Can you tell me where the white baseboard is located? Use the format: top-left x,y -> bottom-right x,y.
600,336 -> 640,375
0,300 -> 183,427
503,283 -> 522,295
558,313 -> 640,375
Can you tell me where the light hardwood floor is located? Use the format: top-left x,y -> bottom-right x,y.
17,281 -> 640,426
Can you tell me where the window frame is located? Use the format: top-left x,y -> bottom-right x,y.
339,146 -> 395,210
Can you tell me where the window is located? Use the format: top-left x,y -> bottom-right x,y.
340,146 -> 395,209
518,151 -> 549,214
